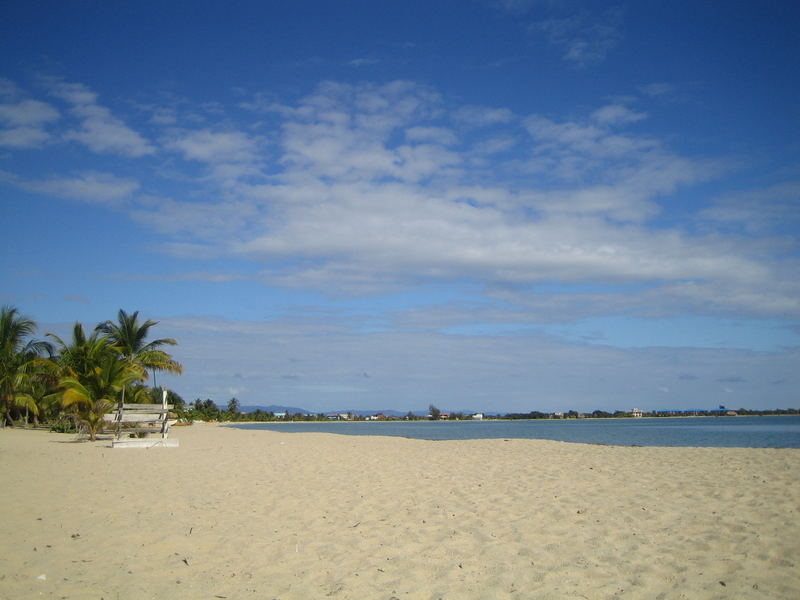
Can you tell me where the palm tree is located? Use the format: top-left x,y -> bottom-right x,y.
14,366 -> 59,427
96,310 -> 183,396
48,323 -> 112,380
60,353 -> 143,441
0,306 -> 52,427
47,323 -> 122,437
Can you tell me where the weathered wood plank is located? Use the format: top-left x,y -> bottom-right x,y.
112,438 -> 179,448
116,427 -> 166,434
109,389 -> 177,447
105,413 -> 168,423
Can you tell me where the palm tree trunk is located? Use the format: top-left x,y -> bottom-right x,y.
1,397 -> 11,428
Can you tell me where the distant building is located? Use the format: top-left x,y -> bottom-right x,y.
471,413 -> 484,420
632,408 -> 643,418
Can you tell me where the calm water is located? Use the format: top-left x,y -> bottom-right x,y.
230,415 -> 800,448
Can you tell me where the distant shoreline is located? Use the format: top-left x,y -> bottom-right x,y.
226,414 -> 800,448
226,412 -> 799,425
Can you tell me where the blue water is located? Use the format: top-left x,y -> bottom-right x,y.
230,415 -> 800,448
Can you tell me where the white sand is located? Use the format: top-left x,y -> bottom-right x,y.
1,423 -> 798,599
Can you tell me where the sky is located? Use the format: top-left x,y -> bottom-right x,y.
1,1 -> 799,414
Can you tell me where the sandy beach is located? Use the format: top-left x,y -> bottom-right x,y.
1,424 -> 798,600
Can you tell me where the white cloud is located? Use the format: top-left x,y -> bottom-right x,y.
130,195 -> 260,240
452,105 -> 514,127
519,110 -> 716,220
405,126 -> 458,145
349,58 -> 379,67
165,129 -> 261,164
492,0 -> 540,15
639,82 -> 676,97
44,79 -> 98,105
231,175 -> 784,310
64,103 -> 154,157
0,78 -> 19,97
161,128 -> 266,187
116,80 -> 796,320
0,126 -> 52,148
0,98 -> 60,148
42,78 -> 154,157
530,9 -> 623,66
0,99 -> 60,126
5,78 -> 796,323
700,181 -> 800,235
272,82 -> 455,184
149,107 -> 178,125
1,171 -> 139,207
524,114 -> 644,157
109,270 -> 249,283
474,135 -> 517,155
591,104 -> 647,125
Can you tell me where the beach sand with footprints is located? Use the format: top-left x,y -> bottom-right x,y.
1,423 -> 798,599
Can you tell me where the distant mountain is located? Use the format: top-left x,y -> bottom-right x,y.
240,405 -> 489,417
240,405 -> 311,414
335,409 -> 415,417
241,406 -> 424,417
317,408 -> 489,418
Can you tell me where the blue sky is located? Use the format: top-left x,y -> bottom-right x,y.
1,1 -> 798,413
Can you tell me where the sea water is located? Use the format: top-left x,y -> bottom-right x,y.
230,415 -> 800,448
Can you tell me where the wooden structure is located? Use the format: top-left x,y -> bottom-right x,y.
105,389 -> 179,448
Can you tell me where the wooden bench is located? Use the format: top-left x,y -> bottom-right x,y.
104,390 -> 179,448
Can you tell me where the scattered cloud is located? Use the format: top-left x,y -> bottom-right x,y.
149,107 -> 178,125
0,77 -> 19,97
165,128 -> 262,165
3,77 -> 799,330
0,99 -> 60,126
130,195 -> 260,240
700,181 -> 800,235
591,103 -> 646,126
639,82 -> 676,97
0,126 -> 52,148
452,105 -> 514,127
530,9 -> 623,66
89,79 -> 794,320
405,126 -> 458,145
492,0 -> 537,15
0,97 -> 60,148
43,79 -> 98,105
0,170 -> 139,207
2,0 -> 795,414
108,270 -> 249,283
42,77 -> 155,157
349,58 -> 379,67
